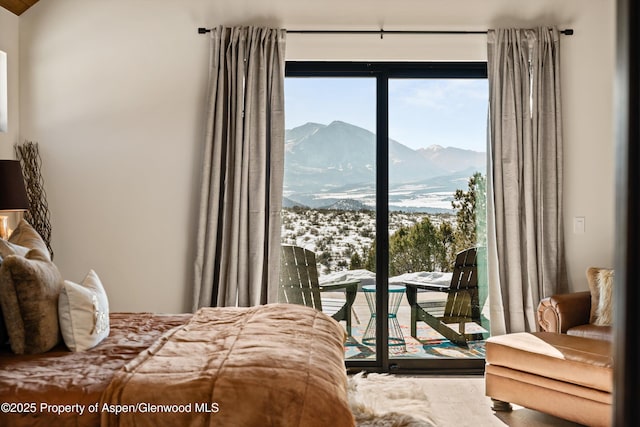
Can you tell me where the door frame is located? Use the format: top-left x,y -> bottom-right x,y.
286,61 -> 487,374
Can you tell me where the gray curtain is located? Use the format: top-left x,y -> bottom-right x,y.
193,26 -> 286,309
487,27 -> 567,334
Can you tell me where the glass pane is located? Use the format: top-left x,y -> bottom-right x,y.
388,78 -> 489,359
281,77 -> 377,360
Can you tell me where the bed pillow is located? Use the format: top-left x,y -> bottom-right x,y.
0,221 -> 49,346
0,239 -> 29,259
0,239 -> 30,346
0,248 -> 63,354
59,269 -> 110,352
8,219 -> 50,261
586,267 -> 615,326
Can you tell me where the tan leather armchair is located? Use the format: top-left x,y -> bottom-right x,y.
537,275 -> 613,342
488,268 -> 614,426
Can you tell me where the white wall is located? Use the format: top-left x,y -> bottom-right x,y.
0,8 -> 21,233
0,8 -> 19,158
17,0 -> 616,312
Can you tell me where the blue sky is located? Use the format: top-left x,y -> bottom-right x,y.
285,77 -> 488,152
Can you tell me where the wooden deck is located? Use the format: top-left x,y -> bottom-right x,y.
322,288 -> 489,359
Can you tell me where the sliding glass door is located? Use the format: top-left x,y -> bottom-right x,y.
281,76 -> 379,360
387,78 -> 489,371
282,63 -> 488,373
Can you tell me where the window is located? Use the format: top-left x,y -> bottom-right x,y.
283,62 -> 488,373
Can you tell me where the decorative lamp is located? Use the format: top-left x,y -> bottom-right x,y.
0,160 -> 29,240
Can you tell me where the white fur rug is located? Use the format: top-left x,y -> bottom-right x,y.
347,372 -> 437,427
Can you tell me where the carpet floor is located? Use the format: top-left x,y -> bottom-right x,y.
348,373 -> 586,427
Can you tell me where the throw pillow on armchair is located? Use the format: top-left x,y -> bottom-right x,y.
537,267 -> 613,342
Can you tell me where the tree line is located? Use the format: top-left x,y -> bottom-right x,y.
354,172 -> 486,274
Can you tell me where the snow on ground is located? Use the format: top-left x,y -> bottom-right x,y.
319,269 -> 452,290
281,208 -> 456,278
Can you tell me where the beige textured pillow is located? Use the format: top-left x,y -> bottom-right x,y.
0,221 -> 50,346
0,248 -> 63,354
8,219 -> 50,261
0,239 -> 29,259
586,267 -> 614,326
594,269 -> 614,326
0,239 -> 29,345
59,270 -> 110,352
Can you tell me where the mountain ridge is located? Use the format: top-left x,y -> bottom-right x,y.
284,121 -> 485,212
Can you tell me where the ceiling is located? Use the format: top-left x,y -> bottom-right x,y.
0,0 -> 39,16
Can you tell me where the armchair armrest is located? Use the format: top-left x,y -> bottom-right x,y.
537,291 -> 591,333
318,280 -> 359,336
318,280 -> 359,292
403,280 -> 450,292
318,281 -> 359,312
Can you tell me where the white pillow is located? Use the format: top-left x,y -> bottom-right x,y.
0,239 -> 29,259
58,269 -> 110,351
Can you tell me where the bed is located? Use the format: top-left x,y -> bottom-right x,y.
0,305 -> 355,427
0,220 -> 355,426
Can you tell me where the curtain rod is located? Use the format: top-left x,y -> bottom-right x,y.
197,27 -> 574,38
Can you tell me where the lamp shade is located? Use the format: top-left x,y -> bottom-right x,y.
0,160 -> 29,211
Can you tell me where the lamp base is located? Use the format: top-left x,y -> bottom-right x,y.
0,215 -> 10,240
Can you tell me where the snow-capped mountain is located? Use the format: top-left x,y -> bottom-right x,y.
284,121 -> 485,212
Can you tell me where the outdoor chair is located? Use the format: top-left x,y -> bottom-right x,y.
404,247 -> 486,347
279,245 -> 359,336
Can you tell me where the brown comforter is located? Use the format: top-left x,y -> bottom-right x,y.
0,312 -> 192,427
100,303 -> 355,427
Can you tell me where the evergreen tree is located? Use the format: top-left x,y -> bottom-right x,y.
349,252 -> 363,270
451,172 -> 487,254
436,221 -> 456,271
361,172 -> 487,274
388,217 -> 445,275
363,240 -> 376,272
